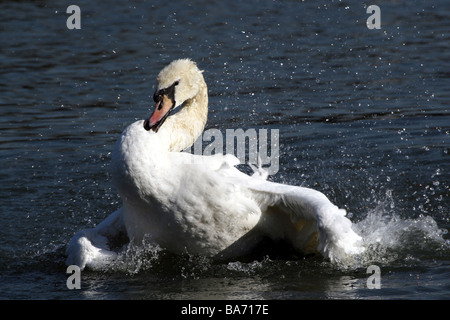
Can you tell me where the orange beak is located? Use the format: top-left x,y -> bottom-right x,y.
144,94 -> 174,132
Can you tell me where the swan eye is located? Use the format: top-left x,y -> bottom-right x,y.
153,80 -> 178,106
153,93 -> 162,103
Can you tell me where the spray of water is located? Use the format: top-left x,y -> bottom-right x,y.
338,190 -> 450,270
81,188 -> 448,275
109,236 -> 163,274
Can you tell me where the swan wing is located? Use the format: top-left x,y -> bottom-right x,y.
188,155 -> 365,263
65,208 -> 126,270
174,152 -> 364,263
246,179 -> 365,263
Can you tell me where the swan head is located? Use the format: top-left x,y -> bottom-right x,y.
144,59 -> 204,132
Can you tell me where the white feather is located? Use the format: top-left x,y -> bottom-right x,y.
66,59 -> 364,270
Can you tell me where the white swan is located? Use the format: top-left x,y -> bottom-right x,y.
66,59 -> 364,270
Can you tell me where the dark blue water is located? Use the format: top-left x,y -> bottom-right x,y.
1,0 -> 449,300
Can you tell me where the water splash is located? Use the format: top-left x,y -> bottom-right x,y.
340,190 -> 450,270
77,189 -> 448,275
109,237 -> 163,274
226,258 -> 268,275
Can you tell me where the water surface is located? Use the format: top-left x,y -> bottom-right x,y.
0,0 -> 449,300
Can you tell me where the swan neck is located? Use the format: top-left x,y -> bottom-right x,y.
166,81 -> 208,152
